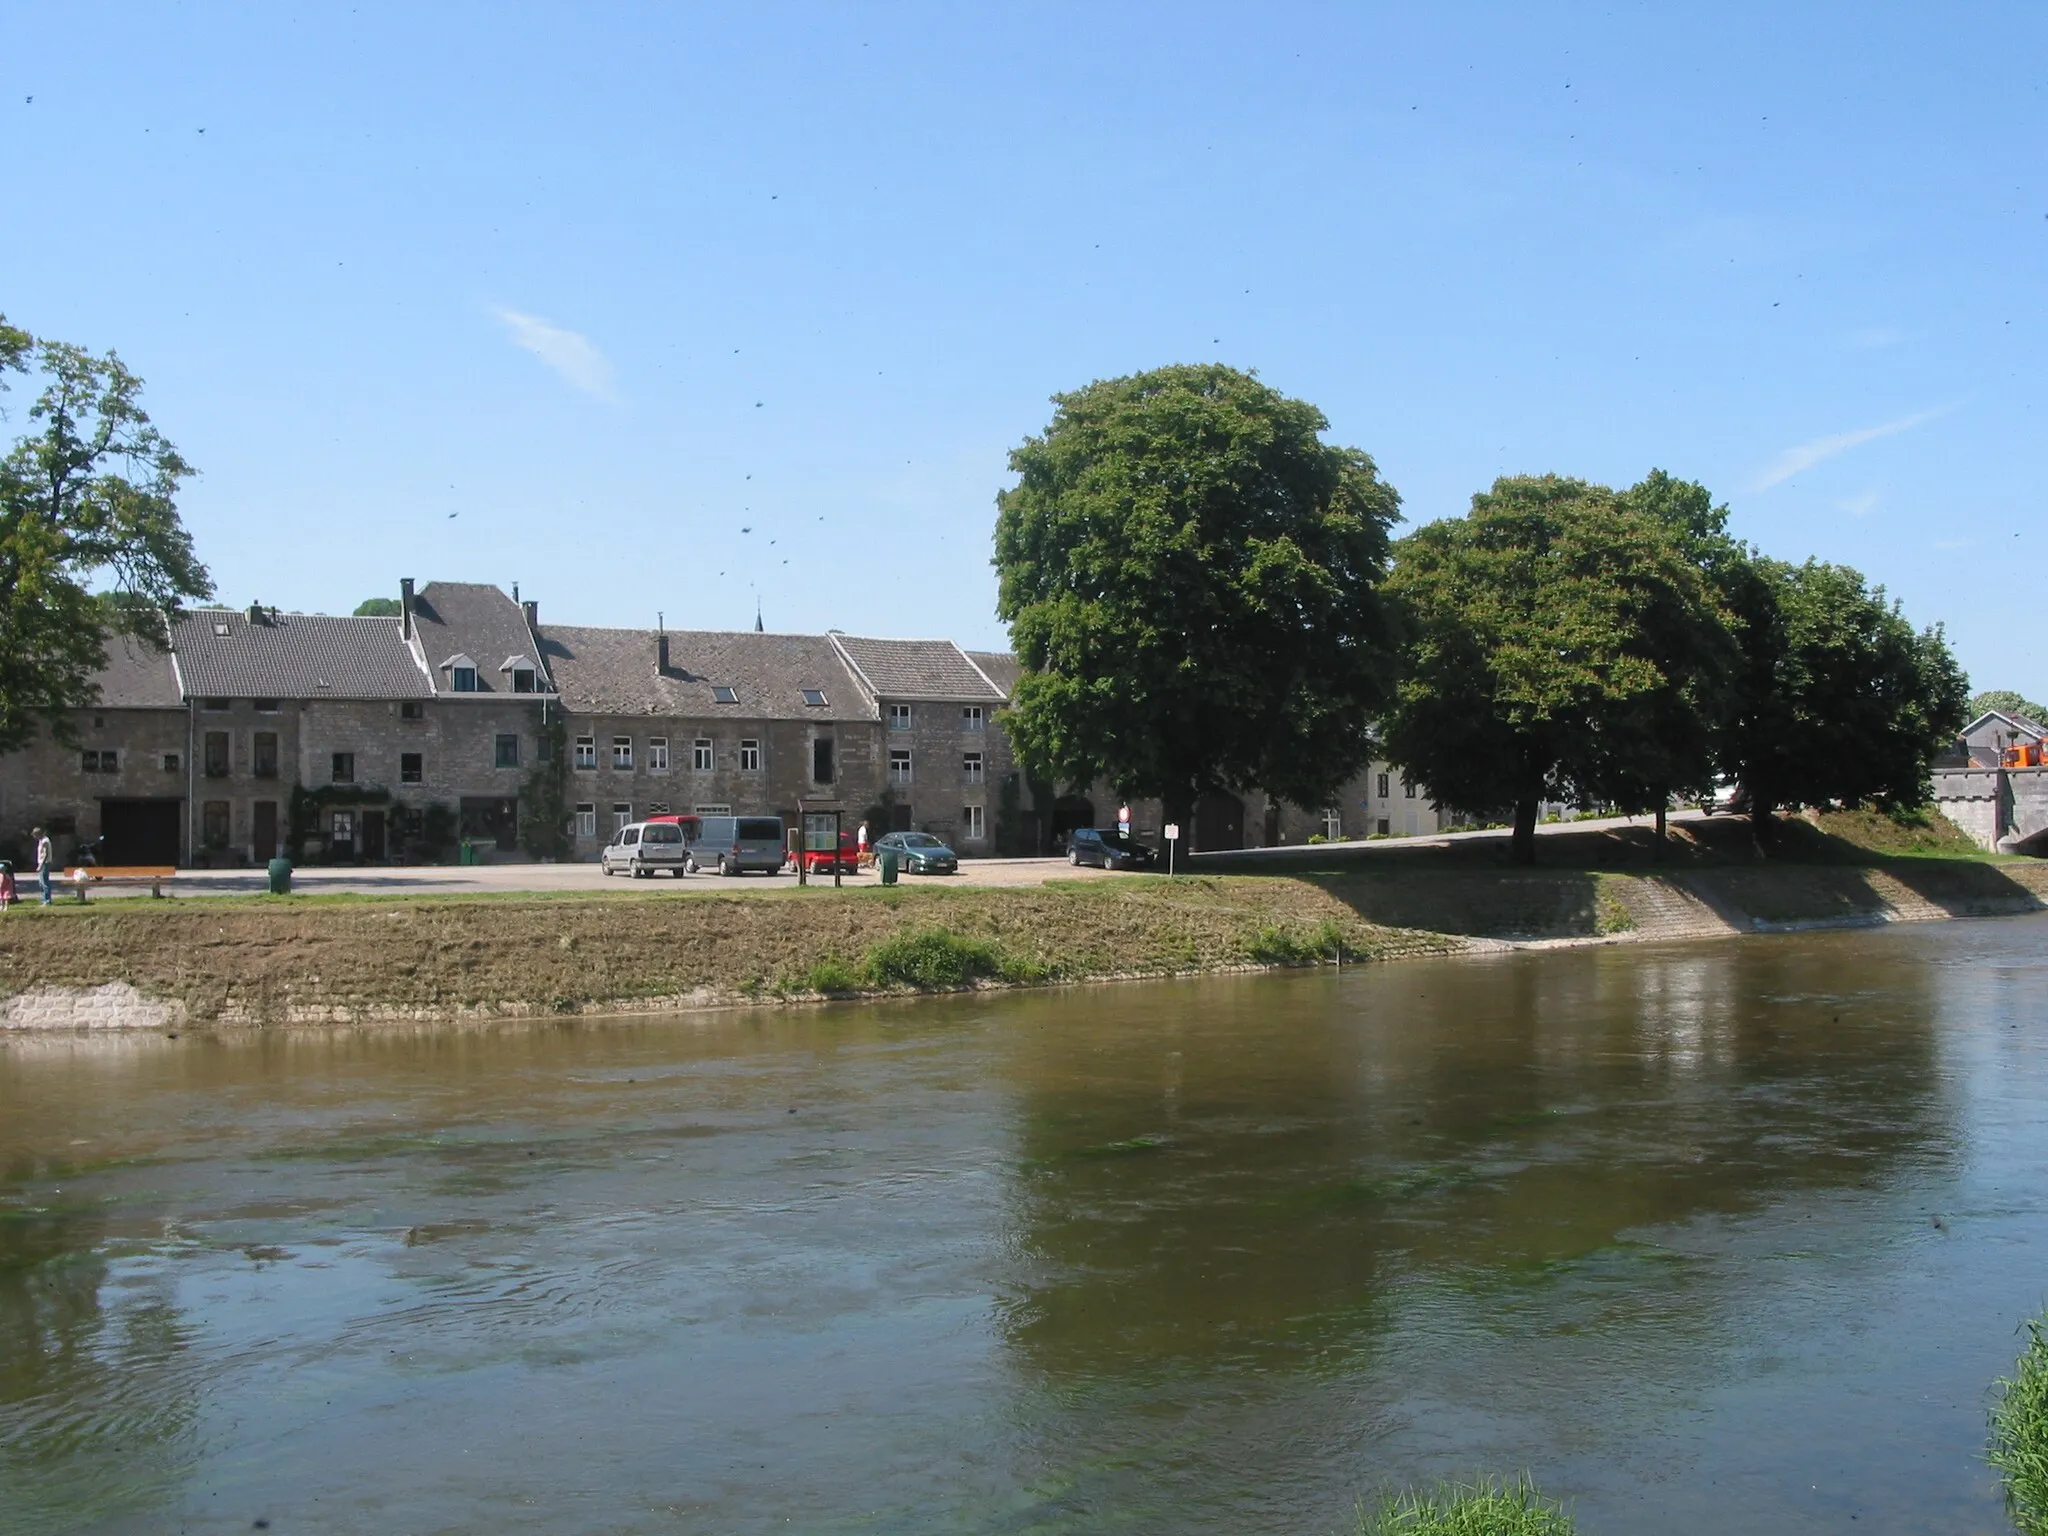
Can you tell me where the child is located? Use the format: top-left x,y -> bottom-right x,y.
0,860 -> 14,910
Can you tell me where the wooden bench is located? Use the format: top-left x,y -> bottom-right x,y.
60,865 -> 181,900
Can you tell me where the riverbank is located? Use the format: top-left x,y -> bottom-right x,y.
3,833 -> 2044,1027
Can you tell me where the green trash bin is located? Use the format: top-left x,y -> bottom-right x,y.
878,846 -> 899,885
266,856 -> 292,895
459,839 -> 477,867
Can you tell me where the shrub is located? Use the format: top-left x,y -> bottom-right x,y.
804,956 -> 862,995
1357,1476 -> 1577,1535
1992,1312 -> 2048,1533
863,927 -> 1007,990
1246,918 -> 1349,966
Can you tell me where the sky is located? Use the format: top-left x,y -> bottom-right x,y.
3,3 -> 2043,699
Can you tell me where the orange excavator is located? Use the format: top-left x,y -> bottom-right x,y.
2001,739 -> 2048,769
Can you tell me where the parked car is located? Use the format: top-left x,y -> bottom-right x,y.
1067,827 -> 1156,870
1699,778 -> 1750,815
600,820 -> 690,878
873,831 -> 958,874
687,815 -> 786,876
794,832 -> 862,875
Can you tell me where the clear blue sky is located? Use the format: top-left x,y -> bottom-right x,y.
4,4 -> 2042,699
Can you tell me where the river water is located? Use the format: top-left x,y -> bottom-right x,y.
5,916 -> 2048,1535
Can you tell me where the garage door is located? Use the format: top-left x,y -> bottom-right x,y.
100,799 -> 184,866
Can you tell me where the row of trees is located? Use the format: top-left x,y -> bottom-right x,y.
995,365 -> 1970,864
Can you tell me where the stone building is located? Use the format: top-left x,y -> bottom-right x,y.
1932,708 -> 2048,853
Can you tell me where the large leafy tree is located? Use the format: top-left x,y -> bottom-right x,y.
1972,689 -> 2048,726
993,363 -> 1403,836
0,316 -> 212,753
1721,557 -> 1968,834
1382,474 -> 1729,865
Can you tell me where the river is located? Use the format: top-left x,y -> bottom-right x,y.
5,915 -> 2048,1534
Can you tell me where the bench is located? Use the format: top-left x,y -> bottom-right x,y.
59,865 -> 181,900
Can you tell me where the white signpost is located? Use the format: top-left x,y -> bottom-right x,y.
1163,822 -> 1180,876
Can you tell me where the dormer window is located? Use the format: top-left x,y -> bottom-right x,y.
441,653 -> 480,693
712,685 -> 738,705
500,654 -> 540,694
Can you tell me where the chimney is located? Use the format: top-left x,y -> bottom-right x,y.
247,601 -> 265,625
656,632 -> 670,674
400,578 -> 415,639
523,599 -> 538,630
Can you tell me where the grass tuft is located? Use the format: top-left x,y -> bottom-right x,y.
803,956 -> 862,995
861,927 -> 1011,990
1245,918 -> 1350,965
1357,1476 -> 1578,1535
1991,1312 -> 2048,1533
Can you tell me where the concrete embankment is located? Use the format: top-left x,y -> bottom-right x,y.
1,861 -> 2044,1029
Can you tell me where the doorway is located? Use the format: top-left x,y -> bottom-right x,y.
98,798 -> 183,865
1049,795 -> 1095,851
253,801 -> 278,862
890,803 -> 913,832
363,810 -> 387,862
1194,792 -> 1245,852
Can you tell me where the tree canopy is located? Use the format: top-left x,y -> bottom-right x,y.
1721,556 -> 1968,826
1381,474 -> 1730,864
1972,689 -> 2048,726
993,364 -> 1403,833
0,317 -> 212,753
353,597 -> 402,617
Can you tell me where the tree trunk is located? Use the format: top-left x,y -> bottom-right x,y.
1512,798 -> 1538,866
1162,785 -> 1197,874
1653,801 -> 1667,862
1751,794 -> 1776,851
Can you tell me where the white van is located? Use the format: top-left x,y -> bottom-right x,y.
600,820 -> 690,878
687,815 -> 786,876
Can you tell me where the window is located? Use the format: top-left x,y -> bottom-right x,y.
693,738 -> 713,771
495,734 -> 520,769
254,698 -> 281,714
889,749 -> 913,786
1402,777 -> 1416,799
511,668 -> 536,694
612,736 -> 634,770
201,697 -> 230,712
739,739 -> 761,773
888,704 -> 913,731
574,735 -> 597,770
962,706 -> 983,732
575,803 -> 597,839
332,752 -> 355,784
1376,772 -> 1390,800
537,733 -> 553,762
963,804 -> 985,841
647,801 -> 670,815
1321,807 -> 1343,841
812,737 -> 834,784
401,752 -> 423,784
962,751 -> 984,785
253,732 -> 278,778
801,688 -> 827,708
202,800 -> 230,850
1376,818 -> 1391,837
694,803 -> 731,816
80,749 -> 119,773
452,666 -> 478,693
711,685 -> 738,705
401,700 -> 426,721
204,731 -> 229,778
161,751 -> 181,773
612,802 -> 632,833
649,737 -> 670,771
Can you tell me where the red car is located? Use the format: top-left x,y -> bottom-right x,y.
793,832 -> 861,875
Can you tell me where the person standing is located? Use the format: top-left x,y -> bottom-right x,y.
34,825 -> 54,906
856,819 -> 870,868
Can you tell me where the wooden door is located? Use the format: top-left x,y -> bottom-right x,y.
253,801 -> 278,862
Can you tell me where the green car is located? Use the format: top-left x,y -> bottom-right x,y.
873,831 -> 959,874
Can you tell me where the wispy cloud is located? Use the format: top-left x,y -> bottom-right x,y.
1750,406 -> 1954,492
494,308 -> 615,399
1835,490 -> 1879,517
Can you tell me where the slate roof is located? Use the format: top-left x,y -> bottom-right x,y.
1968,709 -> 2047,739
539,627 -> 874,720
410,582 -> 551,694
91,632 -> 185,708
964,650 -> 1020,700
172,610 -> 434,700
829,635 -> 1007,702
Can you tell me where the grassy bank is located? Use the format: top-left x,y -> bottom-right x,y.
2,812 -> 2042,1027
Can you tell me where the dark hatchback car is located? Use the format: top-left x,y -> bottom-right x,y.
1067,827 -> 1155,870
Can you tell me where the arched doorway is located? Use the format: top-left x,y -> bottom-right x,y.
1049,795 -> 1095,853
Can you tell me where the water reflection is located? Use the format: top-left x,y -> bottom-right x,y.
0,920 -> 2038,1536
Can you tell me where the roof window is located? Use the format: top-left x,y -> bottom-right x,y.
213,623 -> 229,636
712,685 -> 739,705
801,688 -> 827,707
